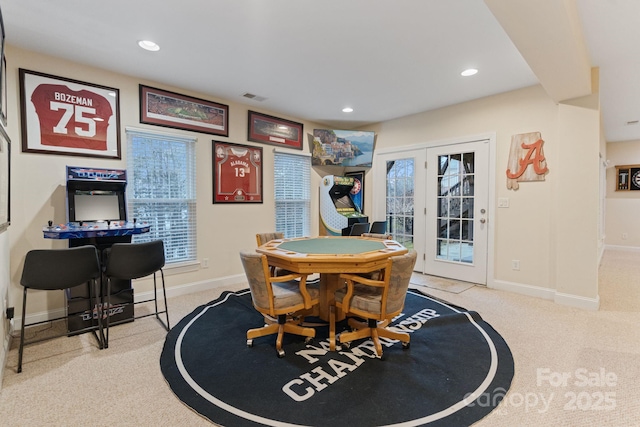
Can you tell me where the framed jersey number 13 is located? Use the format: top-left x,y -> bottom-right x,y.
212,140 -> 263,203
19,68 -> 121,159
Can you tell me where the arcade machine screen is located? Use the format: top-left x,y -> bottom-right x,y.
72,191 -> 122,222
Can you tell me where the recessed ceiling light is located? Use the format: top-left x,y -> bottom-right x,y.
342,107 -> 354,113
461,68 -> 478,77
138,40 -> 160,51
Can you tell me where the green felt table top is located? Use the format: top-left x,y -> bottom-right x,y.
278,237 -> 386,254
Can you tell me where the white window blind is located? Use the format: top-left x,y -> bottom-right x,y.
126,128 -> 197,264
274,151 -> 311,238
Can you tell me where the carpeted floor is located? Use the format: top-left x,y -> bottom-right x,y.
160,289 -> 514,427
1,249 -> 639,426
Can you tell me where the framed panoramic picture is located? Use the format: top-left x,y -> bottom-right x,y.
19,69 -> 121,159
140,85 -> 229,137
212,140 -> 263,203
0,125 -> 10,230
311,129 -> 375,167
247,110 -> 303,150
345,170 -> 365,213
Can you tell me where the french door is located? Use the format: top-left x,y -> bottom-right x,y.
425,140 -> 489,284
374,138 -> 491,285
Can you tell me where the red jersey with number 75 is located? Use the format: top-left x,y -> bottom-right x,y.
30,83 -> 113,151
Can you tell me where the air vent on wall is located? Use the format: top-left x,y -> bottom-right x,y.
242,93 -> 267,102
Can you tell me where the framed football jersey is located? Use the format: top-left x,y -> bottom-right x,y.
19,68 -> 120,159
212,140 -> 263,203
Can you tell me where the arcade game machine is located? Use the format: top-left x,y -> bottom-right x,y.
319,175 -> 368,236
43,166 -> 150,334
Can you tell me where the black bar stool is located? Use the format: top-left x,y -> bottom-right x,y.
18,245 -> 102,373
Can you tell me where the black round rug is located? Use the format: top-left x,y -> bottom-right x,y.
160,289 -> 514,427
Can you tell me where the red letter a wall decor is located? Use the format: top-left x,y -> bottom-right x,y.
506,132 -> 549,190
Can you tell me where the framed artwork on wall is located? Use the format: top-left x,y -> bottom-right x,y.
0,125 -> 10,230
212,140 -> 263,203
247,110 -> 303,150
19,68 -> 121,159
1,55 -> 6,126
140,85 -> 229,137
345,170 -> 365,213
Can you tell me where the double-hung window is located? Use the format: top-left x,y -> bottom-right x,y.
274,151 -> 311,238
126,128 -> 197,264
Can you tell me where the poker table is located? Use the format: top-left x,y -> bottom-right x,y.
256,236 -> 408,349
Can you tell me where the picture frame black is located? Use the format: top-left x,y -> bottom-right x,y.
247,110 -> 303,150
19,68 -> 121,159
140,85 -> 229,137
0,124 -> 10,230
212,140 -> 263,203
1,55 -> 7,127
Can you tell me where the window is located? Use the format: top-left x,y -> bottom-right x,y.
274,151 -> 311,238
126,128 -> 197,264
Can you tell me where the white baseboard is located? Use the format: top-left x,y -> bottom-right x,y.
554,291 -> 600,311
490,279 -> 556,300
14,273 -> 247,331
0,320 -> 11,391
604,244 -> 640,252
490,279 -> 600,311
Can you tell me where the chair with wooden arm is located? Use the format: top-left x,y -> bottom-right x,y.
335,250 -> 417,359
240,250 -> 320,358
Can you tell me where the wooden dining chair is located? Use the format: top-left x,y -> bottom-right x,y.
255,232 -> 284,246
334,250 -> 417,359
240,250 -> 320,357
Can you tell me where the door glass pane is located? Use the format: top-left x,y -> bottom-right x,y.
436,152 -> 475,264
386,158 -> 414,250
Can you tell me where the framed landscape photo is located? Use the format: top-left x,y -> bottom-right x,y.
19,68 -> 121,158
140,85 -> 229,136
247,110 -> 303,150
212,140 -> 263,203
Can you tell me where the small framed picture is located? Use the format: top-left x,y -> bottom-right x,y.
19,69 -> 121,159
247,110 -> 303,150
140,85 -> 229,136
0,125 -> 10,230
212,141 -> 263,203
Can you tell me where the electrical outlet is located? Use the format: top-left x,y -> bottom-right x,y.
202,258 -> 209,269
511,260 -> 520,271
622,233 -> 628,240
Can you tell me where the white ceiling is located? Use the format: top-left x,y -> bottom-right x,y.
1,0 -> 638,142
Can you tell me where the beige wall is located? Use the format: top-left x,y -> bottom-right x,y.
3,45 -> 330,322
366,85 -> 600,304
605,139 -> 640,247
1,44 -> 603,372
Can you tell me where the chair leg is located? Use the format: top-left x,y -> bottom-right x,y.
17,287 -> 28,373
104,277 -> 111,349
159,270 -> 170,331
90,278 -> 104,350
